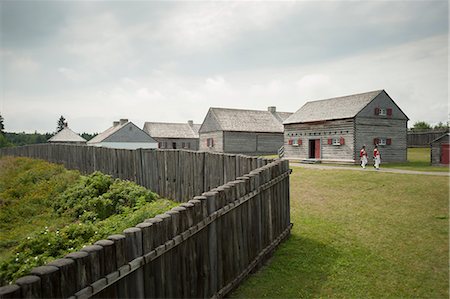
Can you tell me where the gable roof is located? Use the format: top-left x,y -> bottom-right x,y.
283,90 -> 384,124
48,127 -> 86,143
87,121 -> 156,144
200,107 -> 293,133
88,122 -> 127,144
431,133 -> 450,144
143,122 -> 200,139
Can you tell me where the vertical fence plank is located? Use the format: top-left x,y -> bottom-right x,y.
15,275 -> 41,298
47,258 -> 77,298
123,227 -> 145,298
29,265 -> 61,298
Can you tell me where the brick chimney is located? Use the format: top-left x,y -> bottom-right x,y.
119,119 -> 128,125
188,120 -> 194,127
113,121 -> 120,127
268,106 -> 276,113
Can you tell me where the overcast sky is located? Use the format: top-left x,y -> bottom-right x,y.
0,0 -> 448,134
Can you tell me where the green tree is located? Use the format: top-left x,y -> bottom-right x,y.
412,121 -> 432,130
57,116 -> 66,132
0,113 -> 4,134
434,121 -> 449,130
0,134 -> 10,148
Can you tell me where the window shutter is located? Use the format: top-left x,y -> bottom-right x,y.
374,107 -> 380,115
373,138 -> 379,145
206,139 -> 209,147
158,142 -> 161,148
328,138 -> 332,145
297,138 -> 302,145
340,137 -> 345,145
386,138 -> 392,145
211,139 -> 214,147
288,139 -> 293,145
387,108 -> 392,116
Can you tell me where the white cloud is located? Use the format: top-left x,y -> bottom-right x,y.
60,12 -> 134,72
156,2 -> 296,52
2,50 -> 39,73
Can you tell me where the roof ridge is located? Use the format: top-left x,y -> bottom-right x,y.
304,89 -> 383,105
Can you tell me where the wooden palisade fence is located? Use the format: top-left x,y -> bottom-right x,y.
0,144 -> 291,298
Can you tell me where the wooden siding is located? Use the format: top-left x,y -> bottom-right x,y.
223,132 -> 283,155
199,131 -> 224,152
354,117 -> 407,162
284,119 -> 355,161
257,133 -> 284,153
199,109 -> 222,133
431,134 -> 449,165
103,123 -> 157,143
154,138 -> 199,150
358,91 -> 408,120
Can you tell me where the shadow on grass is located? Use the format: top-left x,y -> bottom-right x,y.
232,233 -> 340,298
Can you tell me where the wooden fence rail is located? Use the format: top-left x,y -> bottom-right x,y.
0,145 -> 291,298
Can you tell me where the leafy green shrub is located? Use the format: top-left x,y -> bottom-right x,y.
0,199 -> 176,285
52,172 -> 158,221
0,158 -> 176,286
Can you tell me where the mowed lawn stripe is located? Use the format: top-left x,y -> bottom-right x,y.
231,167 -> 448,298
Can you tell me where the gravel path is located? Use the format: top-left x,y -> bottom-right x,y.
289,162 -> 449,176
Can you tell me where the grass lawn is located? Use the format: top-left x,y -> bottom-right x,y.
383,147 -> 449,172
231,167 -> 449,298
290,148 -> 449,172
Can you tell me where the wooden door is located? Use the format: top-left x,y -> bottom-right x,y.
441,144 -> 450,164
314,139 -> 321,159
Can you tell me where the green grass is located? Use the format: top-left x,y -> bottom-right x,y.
383,147 -> 449,172
231,167 -> 449,298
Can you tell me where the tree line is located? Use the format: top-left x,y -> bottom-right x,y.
0,114 -> 96,148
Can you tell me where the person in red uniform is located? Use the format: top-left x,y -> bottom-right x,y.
360,145 -> 368,168
373,145 -> 381,170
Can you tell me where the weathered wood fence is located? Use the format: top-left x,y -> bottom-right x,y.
0,144 -> 273,202
407,130 -> 448,147
0,144 -> 291,298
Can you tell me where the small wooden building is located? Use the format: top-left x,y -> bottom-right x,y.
430,133 -> 449,165
87,119 -> 158,149
143,120 -> 200,150
199,106 -> 292,155
283,90 -> 409,163
48,124 -> 86,145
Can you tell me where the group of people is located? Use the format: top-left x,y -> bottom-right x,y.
359,145 -> 381,170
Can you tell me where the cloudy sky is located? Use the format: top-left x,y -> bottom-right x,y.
0,0 -> 448,134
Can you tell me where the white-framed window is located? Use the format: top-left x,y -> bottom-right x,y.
328,137 -> 345,146
379,108 -> 387,116
374,137 -> 392,145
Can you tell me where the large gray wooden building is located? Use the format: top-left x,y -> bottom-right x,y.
143,120 -> 200,150
199,106 -> 292,155
283,90 -> 409,163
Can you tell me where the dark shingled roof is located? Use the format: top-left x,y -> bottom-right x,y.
207,107 -> 293,133
48,127 -> 86,143
283,90 -> 384,124
143,122 -> 200,139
